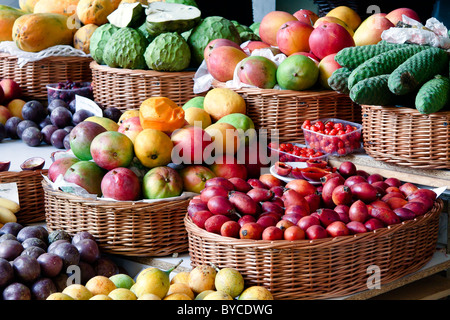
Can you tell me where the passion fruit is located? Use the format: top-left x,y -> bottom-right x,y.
20,157 -> 45,171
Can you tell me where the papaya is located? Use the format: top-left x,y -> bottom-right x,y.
73,24 -> 98,54
13,13 -> 75,52
19,0 -> 40,13
76,0 -> 115,26
33,0 -> 79,16
0,7 -> 26,41
120,0 -> 148,5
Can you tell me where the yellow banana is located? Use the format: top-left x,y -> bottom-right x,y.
0,197 -> 20,213
0,206 -> 17,224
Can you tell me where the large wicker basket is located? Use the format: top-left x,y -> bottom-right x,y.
185,199 -> 443,300
212,81 -> 361,144
42,179 -> 191,256
0,53 -> 93,104
90,61 -> 198,110
361,105 -> 450,170
0,170 -> 47,224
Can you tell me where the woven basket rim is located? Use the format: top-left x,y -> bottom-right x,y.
0,52 -> 93,63
212,79 -> 348,99
42,178 -> 193,209
361,104 -> 450,117
185,199 -> 443,250
90,60 -> 196,77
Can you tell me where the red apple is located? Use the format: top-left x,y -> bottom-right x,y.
237,55 -> 278,89
0,79 -> 21,102
101,167 -> 141,201
318,53 -> 342,89
293,9 -> 319,26
385,8 -> 420,26
209,155 -> 247,180
171,126 -> 212,165
309,22 -> 355,60
179,165 -> 216,193
206,46 -> 248,82
259,10 -> 297,46
117,116 -> 143,144
204,38 -> 243,61
276,20 -> 314,56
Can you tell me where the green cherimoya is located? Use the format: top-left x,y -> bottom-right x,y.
145,2 -> 201,37
89,23 -> 119,65
231,20 -> 260,42
187,16 -> 242,66
102,27 -> 148,70
144,32 -> 191,72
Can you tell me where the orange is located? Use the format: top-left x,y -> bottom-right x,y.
139,96 -> 185,134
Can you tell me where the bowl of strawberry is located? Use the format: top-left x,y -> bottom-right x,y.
302,118 -> 362,156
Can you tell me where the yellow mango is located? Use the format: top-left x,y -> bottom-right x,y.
13,13 -> 75,52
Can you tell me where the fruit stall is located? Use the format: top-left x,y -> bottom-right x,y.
0,0 -> 449,303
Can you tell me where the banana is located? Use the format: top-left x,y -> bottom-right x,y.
0,206 -> 17,224
0,197 -> 20,213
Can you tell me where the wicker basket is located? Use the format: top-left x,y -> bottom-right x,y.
0,170 -> 47,224
185,199 -> 443,300
42,179 -> 191,256
361,105 -> 450,170
0,53 -> 93,104
212,81 -> 361,144
90,61 -> 198,110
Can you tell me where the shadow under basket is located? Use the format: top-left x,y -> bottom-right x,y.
0,53 -> 93,104
90,61 -> 198,110
212,80 -> 361,144
0,170 -> 47,224
361,105 -> 450,170
42,179 -> 191,257
185,199 -> 443,300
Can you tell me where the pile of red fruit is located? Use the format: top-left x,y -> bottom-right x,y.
302,119 -> 362,155
187,161 -> 438,241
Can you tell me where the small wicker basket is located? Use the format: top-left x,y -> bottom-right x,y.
212,81 -> 361,144
0,53 -> 93,104
0,170 -> 47,224
42,179 -> 191,256
361,105 -> 450,170
185,199 -> 443,300
90,61 -> 198,110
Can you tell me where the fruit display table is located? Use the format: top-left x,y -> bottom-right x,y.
3,140 -> 450,299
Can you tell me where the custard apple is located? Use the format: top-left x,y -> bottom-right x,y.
89,23 -> 119,65
144,32 -> 191,71
103,27 -> 148,69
